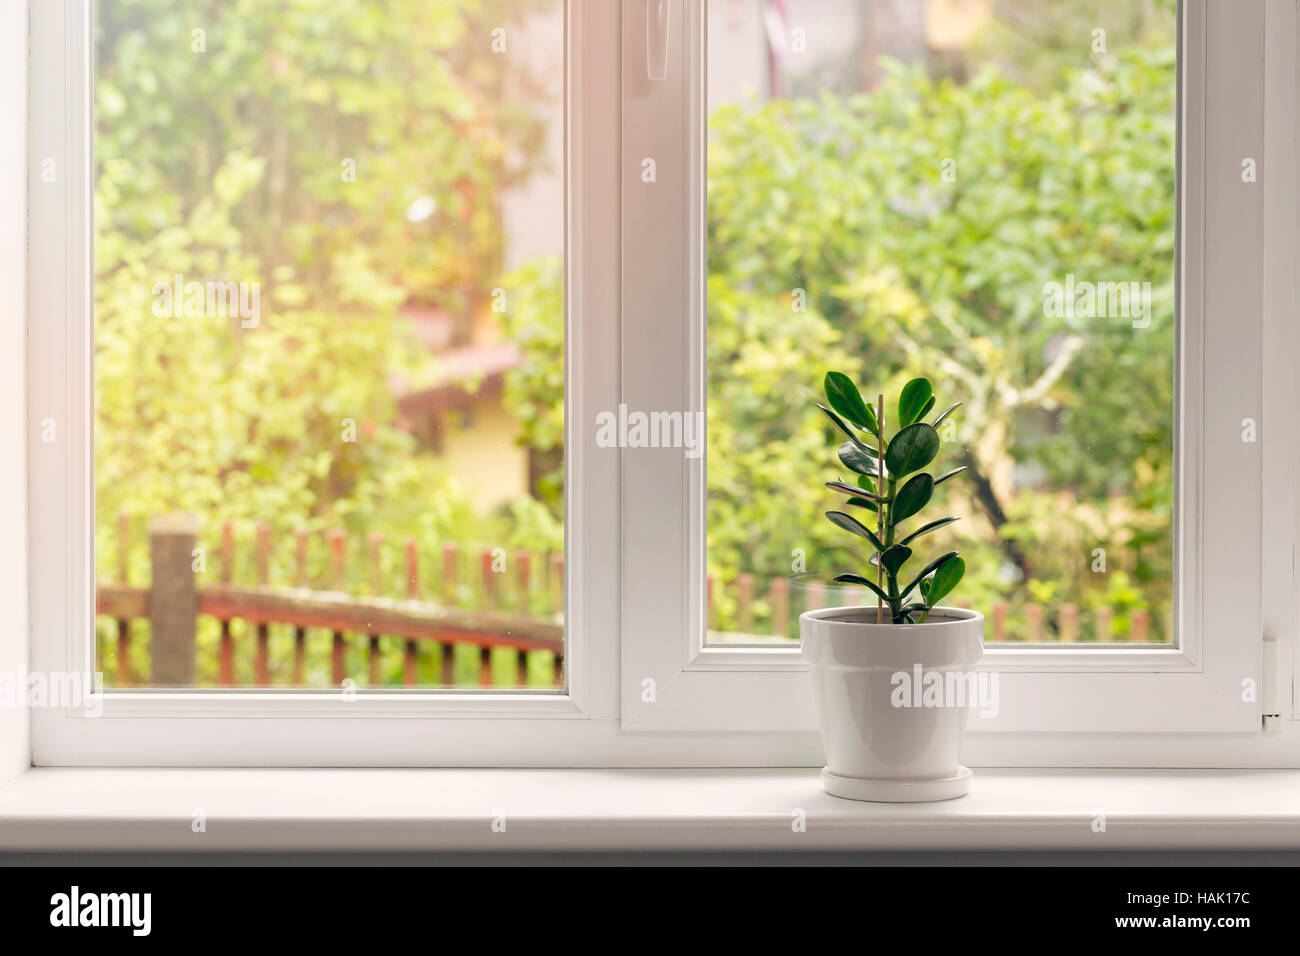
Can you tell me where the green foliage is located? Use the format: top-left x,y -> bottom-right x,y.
94,0 -> 557,596
502,42 -> 1178,637
825,374 -> 965,624
824,371 -> 877,431
707,49 -> 1176,508
96,148 -> 478,563
95,0 -> 550,316
923,557 -> 965,608
705,46 -> 1175,635
91,0 -> 1178,647
884,423 -> 940,479
897,378 -> 933,428
499,256 -> 565,513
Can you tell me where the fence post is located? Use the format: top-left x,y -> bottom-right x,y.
404,540 -> 419,686
1095,607 -> 1113,643
255,522 -> 271,686
293,530 -> 309,684
1025,604 -> 1043,642
441,543 -> 460,605
219,522 -> 235,685
516,550 -> 532,614
441,543 -> 459,685
480,548 -> 497,605
1059,603 -> 1079,643
550,551 -> 564,615
736,574 -> 753,634
366,532 -> 384,686
515,550 -> 532,686
115,511 -> 133,686
149,513 -> 198,686
770,577 -> 790,640
1131,609 -> 1150,643
328,529 -> 347,685
479,550 -> 496,687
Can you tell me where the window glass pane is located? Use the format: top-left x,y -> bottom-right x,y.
93,0 -> 566,688
706,0 -> 1177,644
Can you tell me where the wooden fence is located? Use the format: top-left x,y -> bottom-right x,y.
707,573 -> 1168,643
98,515 -> 1167,687
97,514 -> 564,688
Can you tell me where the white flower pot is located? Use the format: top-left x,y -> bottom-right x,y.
800,605 -> 984,802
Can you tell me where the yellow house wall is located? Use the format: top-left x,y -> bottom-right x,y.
442,396 -> 529,511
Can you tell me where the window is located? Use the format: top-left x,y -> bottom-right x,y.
620,0 -> 1286,748
30,0 -> 615,765
705,1 -> 1177,648
26,0 -> 1297,768
90,0 -> 567,692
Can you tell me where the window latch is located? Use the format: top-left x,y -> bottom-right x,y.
1262,633 -> 1282,732
646,0 -> 670,80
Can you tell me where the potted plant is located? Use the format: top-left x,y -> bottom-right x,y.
801,371 -> 984,802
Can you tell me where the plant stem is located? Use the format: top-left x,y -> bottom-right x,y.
885,475 -> 900,622
876,393 -> 885,625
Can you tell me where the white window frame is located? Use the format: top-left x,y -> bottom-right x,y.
620,0 -> 1300,763
20,0 -> 1300,770
28,0 -> 624,766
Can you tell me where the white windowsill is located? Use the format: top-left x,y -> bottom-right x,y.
1,767 -> 1299,852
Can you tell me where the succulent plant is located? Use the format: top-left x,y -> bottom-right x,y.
818,371 -> 967,624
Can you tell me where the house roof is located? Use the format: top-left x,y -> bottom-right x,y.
396,342 -> 524,417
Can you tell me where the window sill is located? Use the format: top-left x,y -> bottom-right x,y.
1,767 -> 1298,852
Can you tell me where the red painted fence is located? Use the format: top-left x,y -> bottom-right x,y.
97,514 -> 564,688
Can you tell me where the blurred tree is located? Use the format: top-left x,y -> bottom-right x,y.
964,0 -> 1177,87
94,0 -> 558,586
703,46 -> 1175,620
506,41 -> 1177,637
499,255 -> 565,513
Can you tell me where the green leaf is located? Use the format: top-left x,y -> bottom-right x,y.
824,372 -> 878,433
838,442 -> 880,477
825,480 -> 882,501
891,473 -> 934,522
898,516 -> 960,546
884,423 -> 940,478
924,556 -> 965,607
897,378 -> 933,427
933,466 -> 968,486
825,511 -> 885,552
880,545 -> 912,576
832,573 -> 890,603
900,551 -> 960,602
846,496 -> 878,512
917,394 -> 936,422
931,402 -> 962,428
896,602 -> 931,623
816,404 -> 877,455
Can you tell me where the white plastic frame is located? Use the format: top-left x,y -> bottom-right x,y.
28,0 -> 617,765
22,0 -> 1300,769
619,0 -> 1293,750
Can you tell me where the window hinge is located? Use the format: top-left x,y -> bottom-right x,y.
1262,633 -> 1282,732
